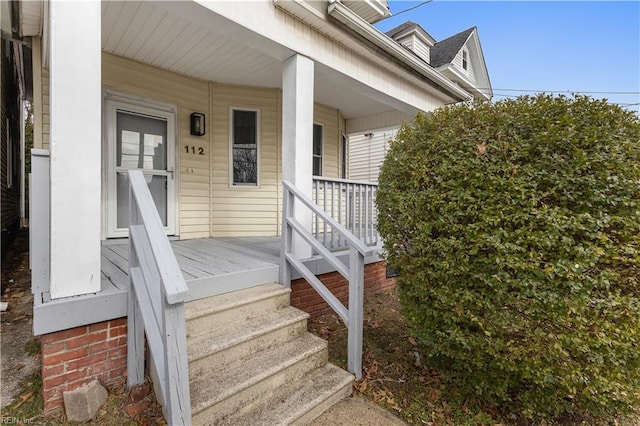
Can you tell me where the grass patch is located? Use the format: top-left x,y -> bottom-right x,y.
24,338 -> 40,356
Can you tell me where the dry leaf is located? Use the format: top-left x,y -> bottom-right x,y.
475,141 -> 488,156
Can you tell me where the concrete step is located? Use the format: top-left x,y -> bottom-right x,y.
187,306 -> 310,380
219,363 -> 354,426
190,333 -> 328,425
185,283 -> 290,336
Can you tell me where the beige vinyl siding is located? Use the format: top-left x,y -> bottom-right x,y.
102,53 -> 211,239
32,37 -> 50,150
45,51 -> 346,239
348,128 -> 398,182
313,103 -> 343,178
210,83 -> 280,237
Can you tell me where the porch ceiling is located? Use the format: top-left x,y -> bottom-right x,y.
100,0 -> 411,120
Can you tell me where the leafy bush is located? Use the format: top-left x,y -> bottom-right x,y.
377,95 -> 640,420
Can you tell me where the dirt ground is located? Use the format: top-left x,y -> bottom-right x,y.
0,232 -> 165,425
1,230 -> 40,411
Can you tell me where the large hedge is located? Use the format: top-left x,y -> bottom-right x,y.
377,95 -> 640,420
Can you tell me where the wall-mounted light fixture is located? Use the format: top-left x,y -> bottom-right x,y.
190,112 -> 206,136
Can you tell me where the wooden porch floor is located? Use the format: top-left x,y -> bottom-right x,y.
34,236 -> 381,335
101,237 -> 281,301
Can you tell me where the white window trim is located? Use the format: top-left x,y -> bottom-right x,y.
340,132 -> 348,179
229,107 -> 261,188
313,122 -> 324,177
102,89 -> 179,238
462,48 -> 469,71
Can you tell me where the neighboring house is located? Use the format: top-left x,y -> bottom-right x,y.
349,22 -> 492,182
1,2 -> 30,260
11,1 -> 475,423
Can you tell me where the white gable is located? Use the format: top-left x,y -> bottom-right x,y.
436,29 -> 492,100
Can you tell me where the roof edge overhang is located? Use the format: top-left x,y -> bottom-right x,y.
324,1 -> 471,102
389,23 -> 436,47
342,0 -> 391,24
437,64 -> 492,101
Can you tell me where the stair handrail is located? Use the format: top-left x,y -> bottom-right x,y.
127,170 -> 191,425
280,179 -> 375,380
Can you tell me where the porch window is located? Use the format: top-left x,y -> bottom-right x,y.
232,109 -> 259,185
313,123 -> 323,176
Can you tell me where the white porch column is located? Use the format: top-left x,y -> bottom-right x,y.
282,54 -> 314,258
49,1 -> 101,298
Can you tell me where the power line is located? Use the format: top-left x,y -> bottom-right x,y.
381,0 -> 435,20
491,94 -> 640,108
480,88 -> 640,95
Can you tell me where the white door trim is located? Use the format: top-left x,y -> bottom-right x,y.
104,92 -> 178,238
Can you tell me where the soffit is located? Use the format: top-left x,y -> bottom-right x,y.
101,0 -> 401,119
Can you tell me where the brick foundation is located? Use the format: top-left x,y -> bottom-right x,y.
291,260 -> 396,317
40,261 -> 395,416
41,318 -> 128,416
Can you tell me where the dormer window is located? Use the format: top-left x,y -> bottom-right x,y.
462,49 -> 468,70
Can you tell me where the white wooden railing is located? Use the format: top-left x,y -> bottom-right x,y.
280,180 -> 376,380
312,177 -> 379,250
126,170 -> 191,425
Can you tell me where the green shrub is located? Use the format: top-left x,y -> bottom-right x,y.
377,95 -> 640,420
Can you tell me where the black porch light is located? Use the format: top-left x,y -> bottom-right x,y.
190,112 -> 206,136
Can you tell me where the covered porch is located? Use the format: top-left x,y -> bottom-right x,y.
32,173 -> 382,336
33,0 -> 465,304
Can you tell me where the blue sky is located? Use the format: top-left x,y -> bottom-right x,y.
377,1 -> 640,114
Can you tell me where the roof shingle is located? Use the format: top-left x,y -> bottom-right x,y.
430,27 -> 475,68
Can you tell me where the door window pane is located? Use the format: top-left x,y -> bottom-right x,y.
116,172 -> 167,228
116,111 -> 167,170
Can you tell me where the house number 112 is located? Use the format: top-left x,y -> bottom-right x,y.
185,145 -> 205,155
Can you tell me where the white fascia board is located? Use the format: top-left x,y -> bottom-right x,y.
327,0 -> 471,102
468,31 -> 493,98
438,64 -> 491,101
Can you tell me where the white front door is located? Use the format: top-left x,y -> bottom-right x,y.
106,99 -> 176,237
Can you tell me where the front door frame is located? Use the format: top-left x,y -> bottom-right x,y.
103,89 -> 179,238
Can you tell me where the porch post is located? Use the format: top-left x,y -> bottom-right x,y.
282,54 -> 314,258
49,1 -> 102,298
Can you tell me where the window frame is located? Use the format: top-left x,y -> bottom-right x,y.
229,107 -> 260,187
312,122 -> 323,177
462,48 -> 469,71
340,133 -> 348,179
103,92 -> 178,238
